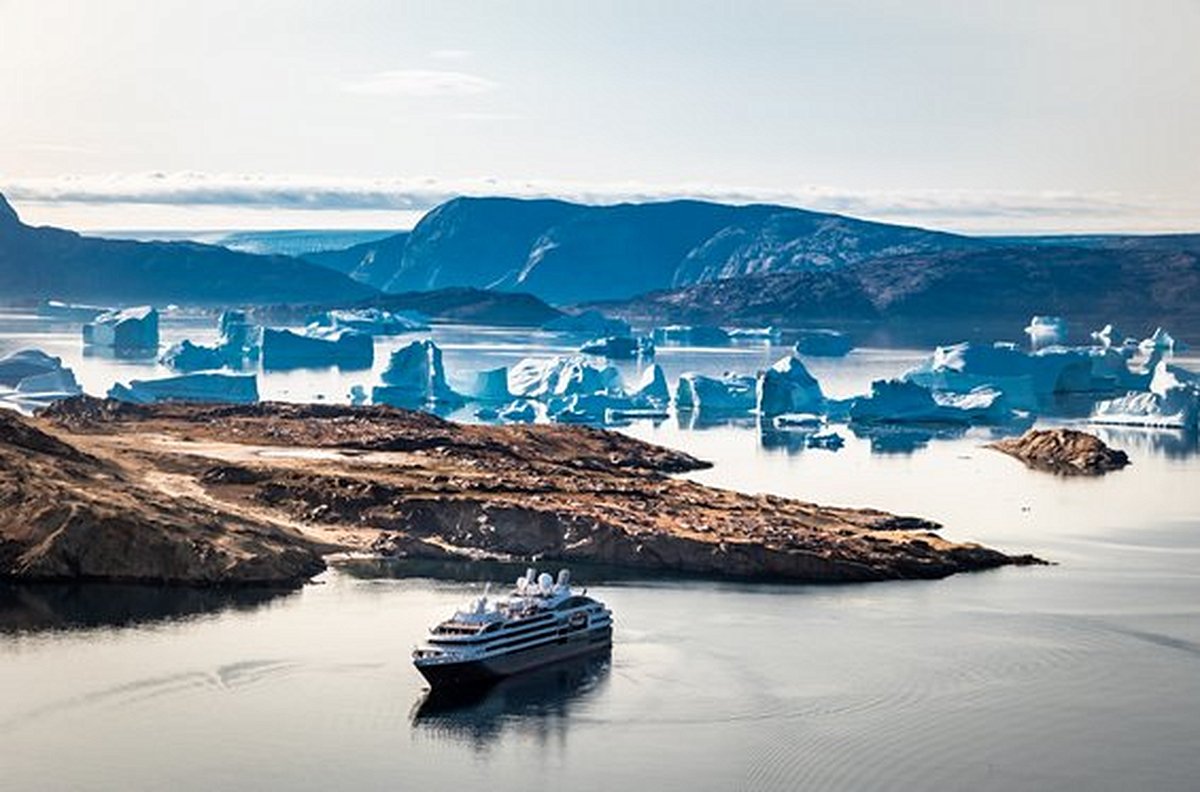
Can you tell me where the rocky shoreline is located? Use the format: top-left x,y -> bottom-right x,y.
0,397 -> 1043,587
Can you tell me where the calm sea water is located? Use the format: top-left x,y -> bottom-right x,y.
2,312 -> 1198,791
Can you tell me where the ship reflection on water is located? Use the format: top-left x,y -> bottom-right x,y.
410,650 -> 612,750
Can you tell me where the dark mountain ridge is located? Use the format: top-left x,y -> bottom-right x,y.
0,194 -> 376,306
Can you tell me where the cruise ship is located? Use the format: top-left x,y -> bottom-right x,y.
413,568 -> 613,689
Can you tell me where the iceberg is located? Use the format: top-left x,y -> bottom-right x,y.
652,325 -> 731,347
260,326 -> 373,370
1090,361 -> 1200,429
773,413 -> 824,429
159,340 -> 229,373
793,329 -> 853,358
309,308 -> 430,335
674,372 -> 756,413
549,392 -> 634,424
372,340 -> 463,408
579,335 -> 654,360
630,364 -> 670,408
0,349 -> 82,411
757,355 -> 824,417
509,356 -> 622,400
217,310 -> 258,354
1089,324 -> 1132,350
542,310 -> 631,337
108,373 -> 259,405
807,432 -> 845,450
1025,315 -> 1067,349
83,306 -> 159,351
849,380 -> 1010,425
465,367 -> 513,402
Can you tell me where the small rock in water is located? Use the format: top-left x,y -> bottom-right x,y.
987,428 -> 1130,476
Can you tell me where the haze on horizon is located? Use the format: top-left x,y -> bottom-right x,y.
1,0 -> 1197,235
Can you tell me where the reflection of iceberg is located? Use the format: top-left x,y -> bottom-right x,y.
108,373 -> 259,405
411,649 -> 611,751
850,422 -> 967,454
83,306 -> 159,352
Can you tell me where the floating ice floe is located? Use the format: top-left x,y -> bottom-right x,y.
108,373 -> 259,405
727,327 -> 781,342
38,300 -> 111,322
793,329 -> 853,358
464,367 -> 513,403
542,310 -> 631,337
309,308 -> 430,335
260,326 -> 373,370
0,349 -> 83,412
773,413 -> 824,429
1090,361 -> 1200,429
83,306 -> 159,351
372,340 -> 463,408
757,355 -> 824,417
849,380 -> 1011,425
1024,315 -> 1067,349
674,372 -> 757,413
579,335 -> 654,360
653,325 -> 731,347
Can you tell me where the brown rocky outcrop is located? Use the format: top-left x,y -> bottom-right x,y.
987,428 -> 1130,476
5,397 -> 1043,586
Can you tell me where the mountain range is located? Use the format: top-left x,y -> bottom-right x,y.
301,197 -> 983,303
0,195 -> 375,305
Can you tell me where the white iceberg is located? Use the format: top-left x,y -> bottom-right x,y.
793,329 -> 853,358
0,349 -> 82,412
260,326 -> 373,370
465,367 -> 513,402
652,325 -> 731,347
1089,324 -> 1134,350
372,340 -> 463,408
508,356 -> 622,400
83,306 -> 159,351
674,372 -> 756,413
542,310 -> 631,337
1090,361 -> 1200,429
108,373 -> 259,405
630,364 -> 670,408
849,380 -> 1010,425
1024,315 -> 1067,349
309,308 -> 429,335
757,355 -> 824,417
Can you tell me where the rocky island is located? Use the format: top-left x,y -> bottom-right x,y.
987,428 -> 1131,476
1,397 -> 1041,587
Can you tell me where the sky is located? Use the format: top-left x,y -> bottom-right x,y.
1,0 -> 1198,234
